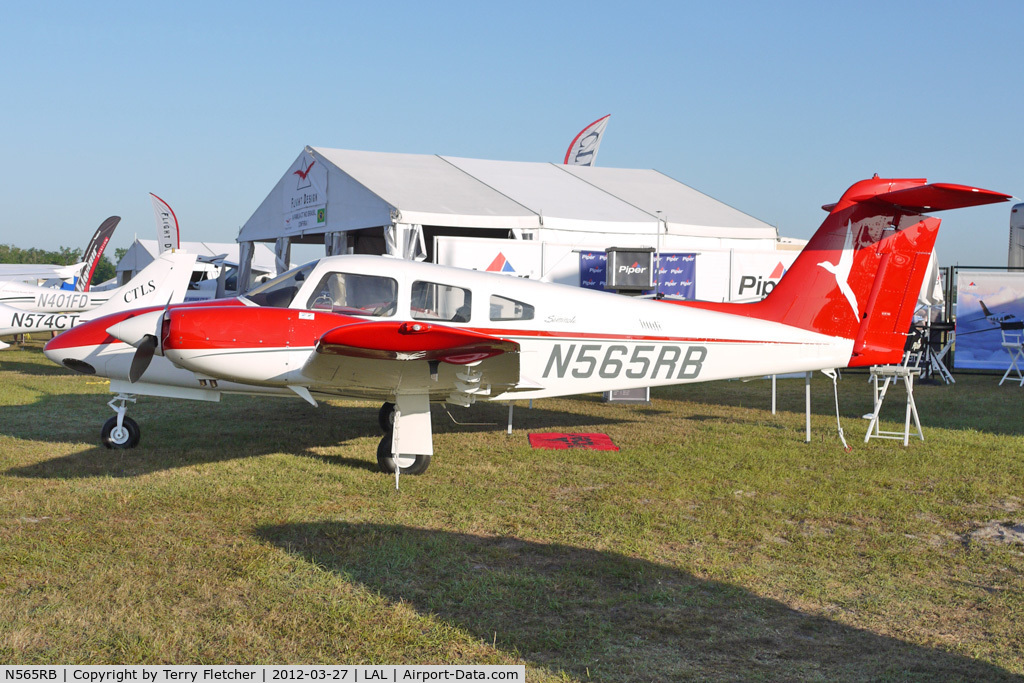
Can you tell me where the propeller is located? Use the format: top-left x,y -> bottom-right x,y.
129,334 -> 158,383
106,300 -> 173,383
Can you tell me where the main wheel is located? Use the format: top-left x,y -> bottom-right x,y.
376,433 -> 431,475
378,402 -> 396,433
101,416 -> 141,449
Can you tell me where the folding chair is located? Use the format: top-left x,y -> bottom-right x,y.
924,320 -> 956,384
865,332 -> 924,446
999,321 -> 1024,387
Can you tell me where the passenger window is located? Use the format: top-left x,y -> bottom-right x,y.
411,281 -> 472,322
490,294 -> 534,321
306,272 -> 398,317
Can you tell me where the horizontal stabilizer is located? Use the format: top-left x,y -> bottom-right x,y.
317,321 -> 519,365
872,183 -> 1011,212
822,180 -> 1011,213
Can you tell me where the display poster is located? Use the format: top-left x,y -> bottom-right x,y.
580,251 -> 695,299
656,253 -> 696,299
954,270 -> 1024,370
579,250 -> 607,290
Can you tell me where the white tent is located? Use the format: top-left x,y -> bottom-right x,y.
235,147 -> 781,287
116,239 -> 276,283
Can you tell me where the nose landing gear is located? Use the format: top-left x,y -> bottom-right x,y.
102,393 -> 140,448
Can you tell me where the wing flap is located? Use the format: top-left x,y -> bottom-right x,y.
316,320 -> 519,364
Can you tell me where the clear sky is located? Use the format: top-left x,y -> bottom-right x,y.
1,1 -> 1021,266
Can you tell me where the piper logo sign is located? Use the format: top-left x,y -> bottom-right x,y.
737,262 -> 786,299
619,262 -> 647,275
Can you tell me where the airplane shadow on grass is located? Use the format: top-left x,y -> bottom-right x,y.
1,389 -> 630,480
256,521 -> 1023,682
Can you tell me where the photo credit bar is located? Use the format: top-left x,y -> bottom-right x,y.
0,667 -> 525,683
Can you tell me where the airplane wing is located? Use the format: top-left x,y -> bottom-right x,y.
302,320 -> 521,400
0,263 -> 83,282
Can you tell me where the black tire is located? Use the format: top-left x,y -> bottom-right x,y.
375,433 -> 431,475
378,402 -> 396,433
101,416 -> 141,449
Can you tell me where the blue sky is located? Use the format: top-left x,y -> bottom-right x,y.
1,1 -> 1022,266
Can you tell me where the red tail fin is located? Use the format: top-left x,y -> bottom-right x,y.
681,176 -> 1010,367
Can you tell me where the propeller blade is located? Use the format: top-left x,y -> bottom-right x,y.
129,334 -> 157,383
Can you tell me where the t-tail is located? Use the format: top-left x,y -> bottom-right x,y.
681,176 -> 1010,367
81,251 -> 197,321
74,216 -> 120,292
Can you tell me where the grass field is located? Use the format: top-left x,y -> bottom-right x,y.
1,340 -> 1023,681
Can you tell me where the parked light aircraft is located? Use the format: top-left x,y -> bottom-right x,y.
43,176 -> 1009,472
0,216 -> 120,312
956,300 -> 1023,338
0,251 -> 196,348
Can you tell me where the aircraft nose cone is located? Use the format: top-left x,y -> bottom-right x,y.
106,309 -> 164,348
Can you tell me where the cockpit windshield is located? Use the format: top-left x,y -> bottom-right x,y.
243,261 -> 317,308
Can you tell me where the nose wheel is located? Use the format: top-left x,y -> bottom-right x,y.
102,393 -> 141,449
102,415 -> 141,448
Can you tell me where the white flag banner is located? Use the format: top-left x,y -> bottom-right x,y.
564,114 -> 610,166
150,193 -> 180,253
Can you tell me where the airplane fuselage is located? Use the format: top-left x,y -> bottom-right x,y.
47,255 -> 853,404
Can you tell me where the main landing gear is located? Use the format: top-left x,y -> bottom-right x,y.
102,394 -> 141,449
376,401 -> 431,475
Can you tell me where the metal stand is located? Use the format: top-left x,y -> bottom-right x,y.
864,366 -> 923,446
805,372 -> 811,443
999,326 -> 1024,386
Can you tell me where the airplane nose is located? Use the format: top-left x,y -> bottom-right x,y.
42,342 -> 96,375
106,309 -> 164,349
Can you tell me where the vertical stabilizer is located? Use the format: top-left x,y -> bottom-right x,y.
677,177 -> 1009,366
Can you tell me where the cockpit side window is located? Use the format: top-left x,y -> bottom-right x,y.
411,281 -> 471,322
306,272 -> 398,317
244,262 -> 316,308
490,294 -> 534,321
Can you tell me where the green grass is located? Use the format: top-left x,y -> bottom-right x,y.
2,341 -> 1024,680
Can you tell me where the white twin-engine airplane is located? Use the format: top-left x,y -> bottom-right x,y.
0,216 -> 121,312
43,176 -> 1009,474
1,251 -> 197,344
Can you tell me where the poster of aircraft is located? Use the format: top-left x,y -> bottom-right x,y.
43,176 -> 1009,475
954,272 -> 1024,369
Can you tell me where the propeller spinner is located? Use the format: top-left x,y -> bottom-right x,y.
105,308 -> 168,383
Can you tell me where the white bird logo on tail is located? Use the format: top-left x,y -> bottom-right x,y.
817,221 -> 859,318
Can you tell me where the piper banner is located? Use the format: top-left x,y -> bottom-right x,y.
580,251 -> 695,299
954,270 -> 1024,370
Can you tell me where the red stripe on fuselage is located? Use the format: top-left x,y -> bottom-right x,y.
160,306 -> 803,351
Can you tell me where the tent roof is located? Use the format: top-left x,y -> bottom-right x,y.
237,146 -> 778,242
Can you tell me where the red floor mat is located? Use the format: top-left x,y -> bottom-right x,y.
528,433 -> 619,451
